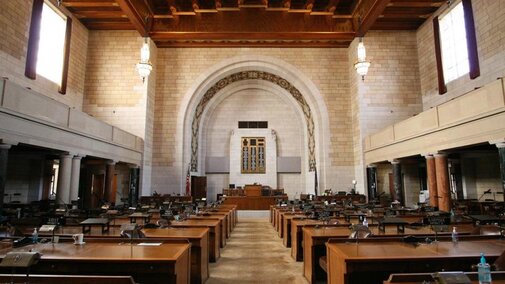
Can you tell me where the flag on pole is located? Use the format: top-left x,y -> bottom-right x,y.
185,165 -> 191,196
314,167 -> 318,196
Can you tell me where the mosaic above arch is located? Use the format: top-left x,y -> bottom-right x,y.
190,71 -> 316,172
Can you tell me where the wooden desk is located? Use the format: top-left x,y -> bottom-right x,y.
32,226 -> 208,284
0,274 -> 136,284
282,214 -> 308,247
80,218 -> 110,233
384,271 -> 505,284
0,242 -> 191,284
203,212 -> 231,238
190,215 -> 227,248
170,219 -> 221,262
129,212 -> 152,224
143,228 -> 209,284
210,208 -> 236,231
223,196 -> 287,210
216,205 -> 238,228
469,214 -> 504,225
244,184 -> 262,196
278,211 -> 304,238
378,217 -> 409,233
326,239 -> 505,284
290,219 -> 328,261
303,225 -> 477,284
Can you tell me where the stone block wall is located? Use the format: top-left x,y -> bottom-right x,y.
0,0 -> 88,110
153,48 -> 354,195
349,31 -> 423,194
417,0 -> 505,109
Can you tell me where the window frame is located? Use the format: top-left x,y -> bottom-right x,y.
433,0 -> 480,95
25,0 -> 72,94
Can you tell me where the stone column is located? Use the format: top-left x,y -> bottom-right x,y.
391,160 -> 404,205
434,153 -> 451,212
69,155 -> 83,207
0,144 -> 12,209
366,164 -> 377,202
496,142 -> 505,195
56,154 -> 72,205
104,160 -> 116,204
129,165 -> 140,207
425,154 -> 438,208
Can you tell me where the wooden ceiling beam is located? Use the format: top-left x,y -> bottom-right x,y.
84,22 -> 135,29
354,0 -> 391,36
73,11 -> 127,18
115,0 -> 153,36
150,31 -> 356,41
379,13 -> 430,19
62,0 -> 119,8
155,40 -> 351,48
387,1 -> 444,8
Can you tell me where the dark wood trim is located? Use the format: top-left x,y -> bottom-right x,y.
25,0 -> 44,80
150,31 -> 356,41
462,0 -> 480,79
59,17 -> 72,95
356,0 -> 392,36
433,16 -> 447,95
115,0 -> 150,36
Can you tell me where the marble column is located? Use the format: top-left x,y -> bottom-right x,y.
0,144 -> 12,209
366,164 -> 377,202
56,154 -> 72,205
425,154 -> 439,208
104,160 -> 116,204
434,153 -> 451,212
391,160 -> 404,205
69,155 -> 83,207
496,142 -> 505,195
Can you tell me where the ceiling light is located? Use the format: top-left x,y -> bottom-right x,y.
136,38 -> 152,83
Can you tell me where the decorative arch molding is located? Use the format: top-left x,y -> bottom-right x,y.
189,70 -> 316,172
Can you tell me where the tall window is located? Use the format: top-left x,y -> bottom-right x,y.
433,0 -> 479,94
36,3 -> 67,85
25,0 -> 72,94
439,2 -> 469,83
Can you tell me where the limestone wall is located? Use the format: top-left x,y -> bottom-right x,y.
0,0 -> 88,110
417,0 -> 505,109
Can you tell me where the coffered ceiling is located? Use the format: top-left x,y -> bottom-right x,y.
62,0 -> 445,47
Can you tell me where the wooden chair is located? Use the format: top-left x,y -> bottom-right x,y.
156,219 -> 170,228
349,224 -> 372,239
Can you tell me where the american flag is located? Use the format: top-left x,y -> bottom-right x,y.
185,165 -> 191,196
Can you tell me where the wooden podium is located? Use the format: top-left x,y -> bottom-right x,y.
244,184 -> 262,197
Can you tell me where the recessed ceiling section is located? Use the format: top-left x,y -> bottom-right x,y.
62,0 -> 446,47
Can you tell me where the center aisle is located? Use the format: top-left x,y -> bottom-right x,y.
207,218 -> 309,284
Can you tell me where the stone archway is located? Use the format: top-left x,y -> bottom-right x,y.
178,55 -> 331,194
189,70 -> 316,173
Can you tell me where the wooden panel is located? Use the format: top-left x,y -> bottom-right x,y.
62,0 -> 446,47
191,176 -> 207,200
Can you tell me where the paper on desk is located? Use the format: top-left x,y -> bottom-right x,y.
137,243 -> 162,246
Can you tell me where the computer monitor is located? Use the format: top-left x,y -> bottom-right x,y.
229,184 -> 235,189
